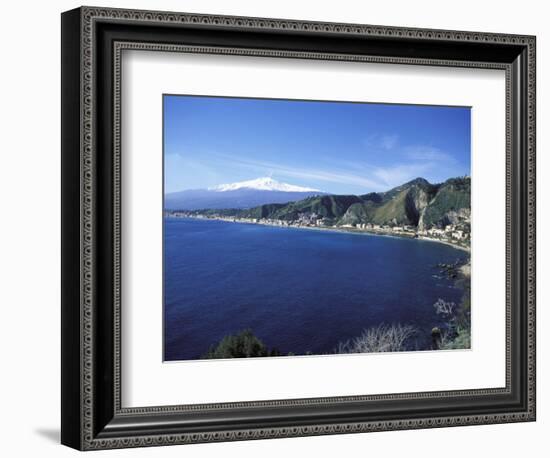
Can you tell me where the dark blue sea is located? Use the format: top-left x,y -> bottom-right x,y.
164,218 -> 468,361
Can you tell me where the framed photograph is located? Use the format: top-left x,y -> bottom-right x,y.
61,6 -> 536,450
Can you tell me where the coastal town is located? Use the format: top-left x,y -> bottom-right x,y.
166,210 -> 471,252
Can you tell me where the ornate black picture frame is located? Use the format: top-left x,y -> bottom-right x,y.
61,6 -> 536,450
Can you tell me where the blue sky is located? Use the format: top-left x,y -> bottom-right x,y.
164,95 -> 471,195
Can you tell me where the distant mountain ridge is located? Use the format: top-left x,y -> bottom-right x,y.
165,177 -> 325,210
180,176 -> 471,231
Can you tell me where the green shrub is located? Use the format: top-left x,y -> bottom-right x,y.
202,329 -> 268,359
441,327 -> 471,350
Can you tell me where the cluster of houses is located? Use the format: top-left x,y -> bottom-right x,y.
336,220 -> 469,243
341,222 -> 415,233
418,225 -> 469,241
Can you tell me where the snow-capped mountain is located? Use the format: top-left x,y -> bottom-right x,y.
209,177 -> 320,193
165,177 -> 324,210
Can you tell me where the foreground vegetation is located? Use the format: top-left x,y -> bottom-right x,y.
427,257 -> 471,351
335,324 -> 418,354
201,316 -> 469,359
202,330 -> 286,359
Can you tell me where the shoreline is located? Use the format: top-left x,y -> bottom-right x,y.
416,236 -> 470,253
166,214 -> 471,254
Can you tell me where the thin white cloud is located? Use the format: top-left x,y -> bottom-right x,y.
363,133 -> 399,151
372,163 -> 433,188
405,146 -> 457,163
210,152 -> 386,191
362,133 -> 459,166
380,134 -> 399,150
164,153 -> 222,192
320,159 -> 419,191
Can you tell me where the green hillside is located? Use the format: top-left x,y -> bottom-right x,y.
186,176 -> 470,231
241,195 -> 363,222
372,189 -> 415,225
339,201 -> 378,226
345,178 -> 441,227
420,177 -> 470,228
238,203 -> 286,219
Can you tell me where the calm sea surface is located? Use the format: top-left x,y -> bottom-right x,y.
164,217 -> 468,361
